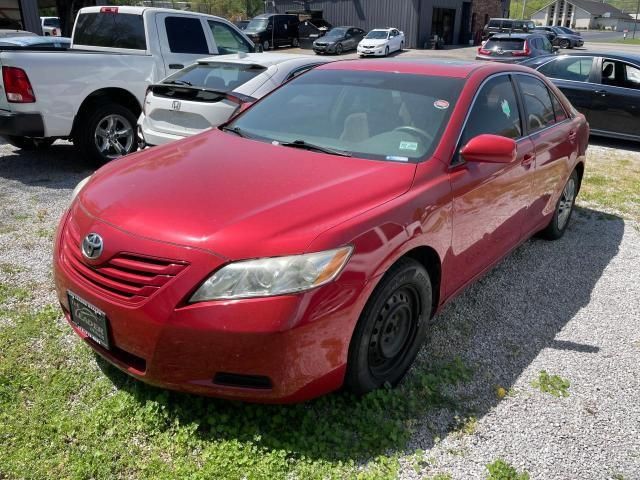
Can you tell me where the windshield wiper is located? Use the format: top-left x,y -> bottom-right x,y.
278,140 -> 352,157
164,79 -> 192,86
221,125 -> 250,138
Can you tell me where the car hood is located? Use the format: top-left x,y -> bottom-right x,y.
360,38 -> 388,46
77,131 -> 416,260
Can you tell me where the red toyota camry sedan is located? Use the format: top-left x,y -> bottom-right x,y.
53,59 -> 588,403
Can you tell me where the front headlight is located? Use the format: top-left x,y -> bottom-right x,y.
71,176 -> 91,202
190,246 -> 352,302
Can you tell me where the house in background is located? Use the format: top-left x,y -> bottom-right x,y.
266,0 -> 507,47
531,0 -> 637,31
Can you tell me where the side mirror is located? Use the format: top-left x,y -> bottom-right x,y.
460,134 -> 516,164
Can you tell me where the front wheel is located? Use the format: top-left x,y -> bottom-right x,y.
4,136 -> 54,150
539,169 -> 579,240
292,37 -> 299,47
399,41 -> 404,51
384,46 -> 390,56
559,39 -> 570,49
344,258 -> 432,395
336,43 -> 343,55
76,102 -> 137,166
262,40 -> 270,51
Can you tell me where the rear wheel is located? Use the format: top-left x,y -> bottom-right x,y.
76,102 -> 137,166
539,169 -> 578,240
345,258 -> 432,395
4,136 -> 54,150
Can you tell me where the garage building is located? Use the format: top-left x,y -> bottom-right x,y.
266,0 -> 509,47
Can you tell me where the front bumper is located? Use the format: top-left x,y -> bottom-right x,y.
313,44 -> 334,53
53,205 -> 366,403
0,110 -> 45,137
358,47 -> 385,56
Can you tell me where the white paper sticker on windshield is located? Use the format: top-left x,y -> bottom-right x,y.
386,155 -> 409,162
399,141 -> 418,151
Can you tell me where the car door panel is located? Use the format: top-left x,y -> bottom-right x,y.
156,14 -> 213,76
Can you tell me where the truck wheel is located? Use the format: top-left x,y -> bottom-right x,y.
4,136 -> 54,150
262,40 -> 270,51
76,102 -> 137,166
292,37 -> 299,47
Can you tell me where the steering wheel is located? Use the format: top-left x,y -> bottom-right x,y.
392,126 -> 434,144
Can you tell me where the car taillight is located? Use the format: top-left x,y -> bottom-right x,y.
100,6 -> 118,13
478,47 -> 491,55
513,41 -> 530,56
52,28 -> 58,36
2,66 -> 35,103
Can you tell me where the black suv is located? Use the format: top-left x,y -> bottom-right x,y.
244,14 -> 300,51
483,18 -> 536,40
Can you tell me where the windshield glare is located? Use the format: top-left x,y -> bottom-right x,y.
165,63 -> 266,91
228,69 -> 462,162
325,28 -> 346,38
366,30 -> 388,39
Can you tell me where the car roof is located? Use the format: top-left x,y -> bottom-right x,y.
0,35 -> 70,46
369,28 -> 394,32
79,5 -> 230,21
197,52 -> 323,67
319,58 -> 535,78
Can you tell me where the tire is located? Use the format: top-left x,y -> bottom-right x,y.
336,43 -> 343,55
400,41 -> 404,51
292,37 -> 299,47
539,169 -> 579,240
559,39 -> 570,49
384,46 -> 390,56
262,40 -> 270,51
344,258 -> 432,395
4,136 -> 54,151
75,102 -> 138,166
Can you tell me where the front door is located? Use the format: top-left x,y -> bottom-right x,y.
156,14 -> 212,76
448,74 -> 534,293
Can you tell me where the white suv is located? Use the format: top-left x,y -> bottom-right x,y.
40,17 -> 60,36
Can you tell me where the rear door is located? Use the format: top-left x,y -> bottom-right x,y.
156,13 -> 212,76
536,56 -> 597,120
590,57 -> 640,138
514,73 -> 575,233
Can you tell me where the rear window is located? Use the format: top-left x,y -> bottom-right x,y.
484,38 -> 525,50
43,18 -> 60,27
74,13 -> 146,50
164,62 -> 266,92
488,20 -> 500,27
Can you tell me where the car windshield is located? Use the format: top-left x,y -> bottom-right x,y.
325,28 -> 347,38
246,18 -> 268,30
228,69 -> 463,162
484,38 -> 525,50
164,63 -> 267,92
366,30 -> 388,39
558,27 -> 574,34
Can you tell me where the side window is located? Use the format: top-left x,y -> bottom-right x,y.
539,57 -> 592,82
165,17 -> 208,54
488,20 -> 499,28
208,21 -> 251,54
602,59 -> 640,90
550,92 -> 568,122
624,63 -> 640,89
459,75 -> 522,148
502,20 -> 513,29
517,75 -> 556,133
541,36 -> 552,51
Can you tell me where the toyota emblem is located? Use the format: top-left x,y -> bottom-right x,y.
82,233 -> 104,260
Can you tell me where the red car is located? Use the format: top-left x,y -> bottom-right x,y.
53,59 -> 588,403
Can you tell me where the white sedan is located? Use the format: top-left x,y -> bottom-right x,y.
138,53 -> 330,147
357,28 -> 405,57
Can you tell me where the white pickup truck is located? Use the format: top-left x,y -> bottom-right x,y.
0,6 -> 254,164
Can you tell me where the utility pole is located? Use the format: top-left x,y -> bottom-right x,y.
634,0 -> 640,38
521,0 -> 527,19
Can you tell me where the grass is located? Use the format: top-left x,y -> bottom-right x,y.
613,38 -> 640,45
578,155 -> 640,222
0,291 -> 473,479
486,459 -> 530,480
531,370 -> 570,398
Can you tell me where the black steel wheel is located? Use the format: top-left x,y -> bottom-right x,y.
345,258 -> 432,395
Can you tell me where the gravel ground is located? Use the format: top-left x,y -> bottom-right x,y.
1,139 -> 639,479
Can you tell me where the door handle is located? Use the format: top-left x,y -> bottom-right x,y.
169,63 -> 184,70
522,153 -> 535,166
593,89 -> 607,97
568,130 -> 577,141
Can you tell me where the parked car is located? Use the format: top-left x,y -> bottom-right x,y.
313,26 -> 365,55
556,26 -> 581,36
40,16 -> 61,36
357,28 -> 404,57
532,26 -> 557,44
139,53 -> 330,147
0,36 -> 70,49
243,13 -> 299,51
521,53 -> 640,142
54,59 -> 588,403
0,6 -> 254,164
483,18 -> 536,40
534,26 -> 583,48
476,33 -> 555,63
